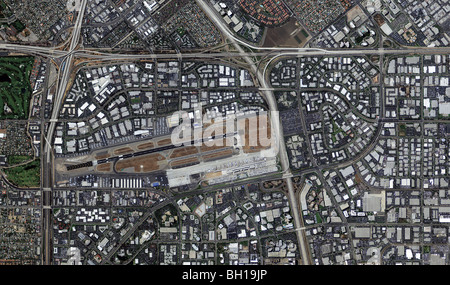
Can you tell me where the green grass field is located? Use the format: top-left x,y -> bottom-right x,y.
4,159 -> 40,188
0,56 -> 35,119
7,155 -> 33,166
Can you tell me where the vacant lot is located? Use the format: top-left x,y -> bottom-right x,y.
263,19 -> 309,48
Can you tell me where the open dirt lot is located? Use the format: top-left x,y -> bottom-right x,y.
96,163 -> 112,172
169,146 -> 199,159
115,154 -> 166,173
113,147 -> 134,156
137,141 -> 155,150
205,171 -> 223,179
95,152 -> 110,160
157,138 -> 172,146
263,19 -> 310,48
241,118 -> 272,153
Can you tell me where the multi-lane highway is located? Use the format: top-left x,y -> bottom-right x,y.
3,38 -> 450,62
194,0 -> 312,265
45,0 -> 88,164
0,43 -> 69,58
1,0 -> 450,265
41,0 -> 88,265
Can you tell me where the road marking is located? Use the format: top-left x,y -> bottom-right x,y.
294,227 -> 306,232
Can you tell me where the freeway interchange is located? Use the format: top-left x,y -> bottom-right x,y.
1,0 -> 449,266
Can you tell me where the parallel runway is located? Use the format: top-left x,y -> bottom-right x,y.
67,132 -> 238,171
